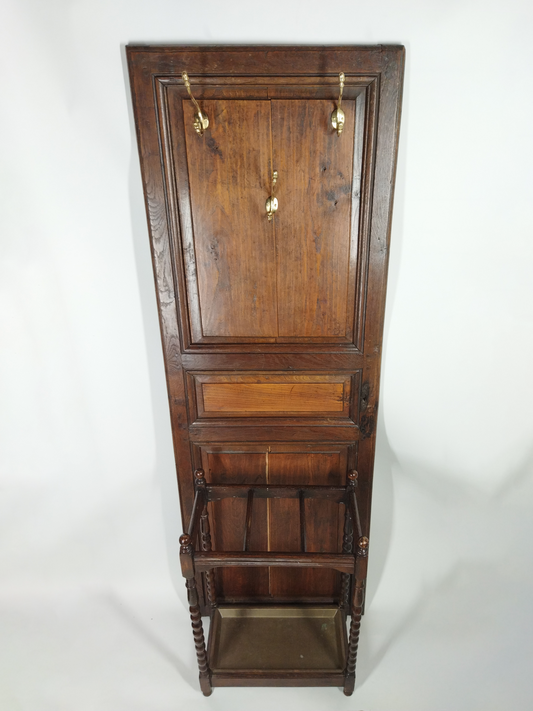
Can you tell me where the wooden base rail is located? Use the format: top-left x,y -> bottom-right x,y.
179,468 -> 369,697
207,484 -> 347,502
195,552 -> 355,574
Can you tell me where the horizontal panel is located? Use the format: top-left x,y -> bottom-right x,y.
188,372 -> 358,421
189,425 -> 359,443
203,382 -> 344,412
181,353 -> 365,371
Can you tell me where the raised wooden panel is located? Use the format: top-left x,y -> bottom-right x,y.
204,382 -> 343,412
188,372 -> 356,421
163,83 -> 367,349
182,99 -> 278,339
272,100 -> 356,339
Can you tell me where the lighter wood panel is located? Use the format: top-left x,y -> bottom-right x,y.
272,100 -> 356,338
189,372 -> 354,421
203,382 -> 344,413
184,100 -> 277,338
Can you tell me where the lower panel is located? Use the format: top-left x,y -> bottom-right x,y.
211,674 -> 345,688
196,442 -> 355,602
209,605 -> 347,677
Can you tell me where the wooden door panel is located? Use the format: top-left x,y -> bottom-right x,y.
166,86 -> 365,348
183,99 -> 278,339
129,45 -> 405,613
272,100 -> 356,339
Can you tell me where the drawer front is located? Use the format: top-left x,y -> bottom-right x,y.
187,373 -> 358,421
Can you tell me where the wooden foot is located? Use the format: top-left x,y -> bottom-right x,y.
344,604 -> 362,695
199,673 -> 212,696
343,673 -> 355,696
181,533 -> 212,695
344,533 -> 368,696
189,585 -> 209,674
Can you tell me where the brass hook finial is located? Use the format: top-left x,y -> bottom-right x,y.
266,170 -> 278,221
331,72 -> 346,136
181,71 -> 209,135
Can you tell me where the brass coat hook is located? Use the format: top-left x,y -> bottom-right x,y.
181,72 -> 209,135
266,171 -> 278,221
331,72 -> 346,136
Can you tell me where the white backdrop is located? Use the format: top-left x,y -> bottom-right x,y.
1,1 -> 533,709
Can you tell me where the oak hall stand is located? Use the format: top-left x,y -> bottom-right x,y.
127,45 -> 404,695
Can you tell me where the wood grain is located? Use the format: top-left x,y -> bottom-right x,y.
128,45 -> 405,651
203,382 -> 343,413
268,450 -> 346,598
272,100 -> 356,338
183,100 -> 277,338
203,450 -> 269,599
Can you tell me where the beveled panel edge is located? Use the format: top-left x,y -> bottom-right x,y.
185,371 -> 361,426
154,75 -> 376,353
200,383 -> 346,416
199,374 -> 348,417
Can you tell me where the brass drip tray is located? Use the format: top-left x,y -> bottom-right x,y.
208,605 -> 347,673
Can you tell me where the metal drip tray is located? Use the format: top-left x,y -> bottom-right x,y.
209,605 -> 347,673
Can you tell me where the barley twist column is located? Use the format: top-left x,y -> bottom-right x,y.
196,469 -> 217,609
344,535 -> 369,696
180,533 -> 212,696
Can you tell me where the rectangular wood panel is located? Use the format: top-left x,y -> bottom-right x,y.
272,100 -> 356,338
189,373 -> 354,420
183,99 -> 278,338
204,382 -> 343,412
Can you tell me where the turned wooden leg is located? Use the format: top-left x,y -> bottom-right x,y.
180,533 -> 212,696
344,583 -> 363,696
344,535 -> 369,697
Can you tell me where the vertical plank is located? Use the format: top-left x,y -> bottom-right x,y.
272,99 -> 356,338
183,100 -> 278,338
299,491 -> 307,552
243,489 -> 255,552
268,451 -> 345,598
204,450 -> 269,599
